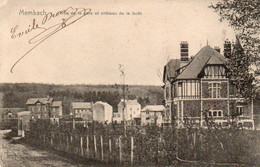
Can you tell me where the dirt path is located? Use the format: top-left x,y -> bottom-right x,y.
0,131 -> 87,167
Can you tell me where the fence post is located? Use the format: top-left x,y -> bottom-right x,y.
51,133 -> 53,146
73,119 -> 75,129
109,138 -> 112,152
70,135 -> 73,152
131,136 -> 134,165
43,134 -> 46,144
193,131 -> 197,159
108,138 -> 112,161
59,133 -> 62,150
86,135 -> 89,157
67,135 -> 69,150
119,136 -> 122,163
94,135 -> 97,158
101,135 -> 104,161
80,136 -> 84,156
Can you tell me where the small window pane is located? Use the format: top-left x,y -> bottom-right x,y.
218,111 -> 222,116
213,111 -> 217,116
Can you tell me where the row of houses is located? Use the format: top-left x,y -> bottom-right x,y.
23,97 -> 167,126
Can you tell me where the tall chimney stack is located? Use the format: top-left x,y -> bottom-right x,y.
180,41 -> 189,62
180,41 -> 189,67
214,46 -> 220,53
224,39 -> 231,58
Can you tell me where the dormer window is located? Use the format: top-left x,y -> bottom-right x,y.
204,65 -> 226,79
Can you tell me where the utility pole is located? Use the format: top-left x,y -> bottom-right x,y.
119,64 -> 127,136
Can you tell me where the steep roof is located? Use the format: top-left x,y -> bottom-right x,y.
176,45 -> 227,79
52,101 -> 62,107
26,98 -> 53,105
118,99 -> 140,106
71,102 -> 92,109
141,105 -> 165,112
163,59 -> 180,81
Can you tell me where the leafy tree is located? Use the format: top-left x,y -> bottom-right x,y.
210,0 -> 260,99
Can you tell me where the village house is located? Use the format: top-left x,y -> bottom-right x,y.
163,41 -> 254,128
26,97 -> 53,119
71,102 -> 92,121
17,111 -> 31,137
114,99 -> 141,124
0,108 -> 25,121
51,101 -> 63,118
92,101 -> 113,124
141,105 -> 165,126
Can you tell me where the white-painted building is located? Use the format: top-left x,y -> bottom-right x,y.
113,99 -> 141,124
92,101 -> 113,124
141,105 -> 165,126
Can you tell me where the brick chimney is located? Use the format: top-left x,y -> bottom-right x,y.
180,41 -> 189,67
214,46 -> 220,53
223,39 -> 231,58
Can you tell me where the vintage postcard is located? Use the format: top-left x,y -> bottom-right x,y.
0,0 -> 259,166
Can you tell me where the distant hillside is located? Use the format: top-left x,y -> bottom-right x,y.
0,83 -> 164,115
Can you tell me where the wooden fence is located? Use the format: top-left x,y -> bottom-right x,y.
25,120 -> 260,166
26,131 -> 173,165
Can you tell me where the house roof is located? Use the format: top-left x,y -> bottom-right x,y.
93,101 -> 112,107
0,108 -> 25,115
163,59 -> 180,81
26,98 -> 53,105
176,45 -> 227,79
52,101 -> 62,107
141,105 -> 165,112
71,102 -> 92,109
17,111 -> 31,116
118,99 -> 140,106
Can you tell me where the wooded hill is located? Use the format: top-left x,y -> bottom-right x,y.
0,83 -> 164,115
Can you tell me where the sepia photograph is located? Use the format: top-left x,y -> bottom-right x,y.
0,0 -> 259,166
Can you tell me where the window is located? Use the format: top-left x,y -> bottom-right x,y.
178,82 -> 182,97
218,111 -> 222,117
208,110 -> 223,118
146,111 -> 149,115
236,106 -> 243,116
213,111 -> 217,117
204,66 -> 226,78
209,83 -> 221,98
166,85 -> 171,99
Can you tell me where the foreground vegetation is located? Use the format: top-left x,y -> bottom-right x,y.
24,120 -> 260,166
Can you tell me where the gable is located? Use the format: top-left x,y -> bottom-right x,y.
176,45 -> 227,79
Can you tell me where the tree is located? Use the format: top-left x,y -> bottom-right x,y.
226,37 -> 255,100
210,0 -> 260,98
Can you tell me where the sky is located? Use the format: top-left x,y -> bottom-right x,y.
0,0 -> 236,85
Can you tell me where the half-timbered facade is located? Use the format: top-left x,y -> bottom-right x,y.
163,42 -> 254,128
